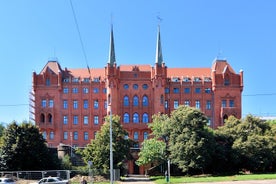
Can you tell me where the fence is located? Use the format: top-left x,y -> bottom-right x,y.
0,169 -> 120,182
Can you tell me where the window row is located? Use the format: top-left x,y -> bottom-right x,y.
172,76 -> 212,82
123,84 -> 149,90
123,95 -> 149,107
63,115 -> 101,125
41,99 -> 54,108
165,100 -> 213,110
221,99 -> 235,108
123,113 -> 149,123
63,77 -> 101,83
63,87 -> 107,94
42,131 -> 149,142
63,100 -> 107,109
165,87 -> 212,94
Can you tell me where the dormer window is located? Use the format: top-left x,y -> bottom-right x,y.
172,77 -> 179,82
204,77 -> 212,82
72,77 -> 79,83
183,77 -> 190,82
63,78 -> 69,83
83,78 -> 90,83
194,77 -> 201,82
46,78 -> 50,86
93,77 -> 100,82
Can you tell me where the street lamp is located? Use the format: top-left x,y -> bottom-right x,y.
109,96 -> 114,184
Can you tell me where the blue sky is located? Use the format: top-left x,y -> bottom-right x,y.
0,0 -> 276,124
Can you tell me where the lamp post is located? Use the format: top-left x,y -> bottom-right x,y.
109,100 -> 113,184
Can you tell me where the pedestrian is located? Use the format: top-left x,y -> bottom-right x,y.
80,176 -> 87,184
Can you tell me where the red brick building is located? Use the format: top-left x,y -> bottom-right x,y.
32,26 -> 243,174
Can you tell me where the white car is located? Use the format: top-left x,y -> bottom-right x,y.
0,178 -> 15,184
31,177 -> 69,184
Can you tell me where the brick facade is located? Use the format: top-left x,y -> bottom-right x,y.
32,27 -> 243,174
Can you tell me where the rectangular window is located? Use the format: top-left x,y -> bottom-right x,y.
63,132 -> 68,140
165,100 -> 168,109
184,100 -> 190,107
83,115 -> 89,125
84,132 -> 89,140
46,78 -> 50,86
94,116 -> 99,125
49,99 -> 54,108
206,100 -> 211,110
83,100 -> 89,109
104,100 -> 107,109
83,78 -> 90,83
174,100 -> 179,109
229,100 -> 235,107
73,100 -> 78,109
165,88 -> 170,94
73,115 -> 78,125
83,87 -> 89,94
173,88 -> 180,93
73,131 -> 78,140
184,88 -> 190,94
63,88 -> 69,94
72,87 -> 78,93
63,100 -> 68,109
195,100 -> 200,109
42,100 -> 47,108
195,88 -> 201,93
63,116 -> 68,125
222,100 -> 227,108
94,100 -> 99,109
103,88 -> 107,94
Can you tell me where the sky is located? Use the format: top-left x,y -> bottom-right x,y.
0,0 -> 276,124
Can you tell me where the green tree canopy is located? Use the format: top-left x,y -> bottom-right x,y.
0,121 -> 59,170
168,106 -> 215,175
80,115 -> 133,173
216,115 -> 276,172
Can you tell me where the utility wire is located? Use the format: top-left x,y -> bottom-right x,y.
69,0 -> 91,76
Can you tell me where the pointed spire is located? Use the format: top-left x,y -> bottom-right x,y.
155,25 -> 164,66
108,24 -> 116,66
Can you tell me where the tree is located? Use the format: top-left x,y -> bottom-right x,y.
0,121 -> 59,170
216,115 -> 276,172
81,115 -> 133,174
136,138 -> 166,166
168,106 -> 215,175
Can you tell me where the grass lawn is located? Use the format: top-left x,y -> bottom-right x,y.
152,173 -> 276,183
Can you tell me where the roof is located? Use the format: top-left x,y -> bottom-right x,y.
167,68 -> 211,78
211,59 -> 236,74
40,61 -> 62,74
68,68 -> 105,78
119,64 -> 152,72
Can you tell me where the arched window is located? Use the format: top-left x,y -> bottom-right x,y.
49,131 -> 54,140
133,96 -> 139,106
48,113 -> 52,123
42,131 -> 47,139
224,75 -> 230,86
143,132 -> 148,140
123,113 -> 130,123
133,113 -> 139,123
123,96 -> 129,106
40,113 -> 45,123
142,95 -> 148,106
142,113 -> 149,123
134,131 -> 139,140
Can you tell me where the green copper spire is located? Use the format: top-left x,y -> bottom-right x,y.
155,25 -> 163,66
108,25 -> 116,66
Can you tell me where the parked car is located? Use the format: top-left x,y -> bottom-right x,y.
30,177 -> 69,184
0,178 -> 15,184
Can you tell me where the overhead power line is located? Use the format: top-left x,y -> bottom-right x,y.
243,93 -> 276,97
69,0 -> 91,76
